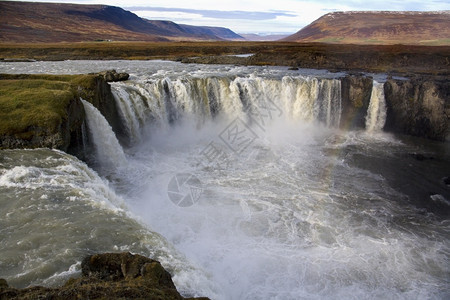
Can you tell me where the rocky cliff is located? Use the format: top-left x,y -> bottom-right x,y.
384,76 -> 449,140
340,75 -> 374,129
0,72 -> 448,160
0,71 -> 128,156
0,252 -> 209,300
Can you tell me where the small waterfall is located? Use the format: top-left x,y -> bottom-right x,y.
365,80 -> 387,132
81,99 -> 127,169
316,79 -> 342,127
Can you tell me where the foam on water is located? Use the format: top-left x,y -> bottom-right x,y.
121,118 -> 449,299
0,149 -> 214,296
0,61 -> 448,299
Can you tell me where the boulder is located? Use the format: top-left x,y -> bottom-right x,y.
0,252 -> 210,300
98,70 -> 130,82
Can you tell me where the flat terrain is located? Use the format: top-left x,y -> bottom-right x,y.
1,42 -> 449,75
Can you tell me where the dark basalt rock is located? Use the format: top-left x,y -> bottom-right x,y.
443,176 -> 450,186
98,70 -> 130,82
383,76 -> 449,141
0,252 -> 210,300
340,75 -> 373,129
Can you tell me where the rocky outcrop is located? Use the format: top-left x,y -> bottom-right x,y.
384,76 -> 449,141
0,71 -> 129,155
340,75 -> 373,129
0,252 -> 209,300
98,69 -> 130,82
74,71 -> 127,146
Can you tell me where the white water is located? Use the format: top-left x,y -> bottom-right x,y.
81,99 -> 127,169
365,80 -> 387,132
1,61 -> 448,300
110,75 -> 343,144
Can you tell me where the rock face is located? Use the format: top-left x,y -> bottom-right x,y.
384,76 -> 450,141
0,252 -> 209,300
98,69 -> 130,82
74,71 -> 127,146
0,72 -> 128,157
340,75 -> 373,129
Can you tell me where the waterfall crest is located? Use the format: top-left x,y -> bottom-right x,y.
365,80 -> 387,132
110,75 -> 345,141
81,99 -> 127,169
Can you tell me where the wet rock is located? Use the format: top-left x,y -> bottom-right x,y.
409,153 -> 434,161
443,176 -> 450,186
0,279 -> 8,288
0,252 -> 209,300
384,76 -> 449,141
340,75 -> 373,129
98,69 -> 130,82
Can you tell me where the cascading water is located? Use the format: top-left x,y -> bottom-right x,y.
1,61 -> 449,300
110,75 -> 344,142
81,99 -> 127,169
365,80 -> 387,132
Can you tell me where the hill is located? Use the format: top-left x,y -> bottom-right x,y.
0,1 -> 243,42
283,11 -> 450,45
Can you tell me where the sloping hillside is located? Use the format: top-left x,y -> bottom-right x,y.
0,1 -> 243,42
283,11 -> 450,45
145,20 -> 244,41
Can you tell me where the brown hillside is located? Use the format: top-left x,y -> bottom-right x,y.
0,1 -> 242,42
283,11 -> 450,45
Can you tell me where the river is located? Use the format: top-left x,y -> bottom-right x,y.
0,60 -> 449,299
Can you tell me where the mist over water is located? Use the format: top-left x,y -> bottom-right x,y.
0,61 -> 449,299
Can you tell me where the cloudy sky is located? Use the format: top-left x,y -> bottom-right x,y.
14,0 -> 450,34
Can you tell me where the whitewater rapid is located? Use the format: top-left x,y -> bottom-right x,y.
0,61 -> 448,299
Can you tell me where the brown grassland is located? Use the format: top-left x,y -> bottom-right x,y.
0,41 -> 449,75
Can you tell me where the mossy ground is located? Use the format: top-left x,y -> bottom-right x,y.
0,74 -> 97,139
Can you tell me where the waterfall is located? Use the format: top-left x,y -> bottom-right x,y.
81,99 -> 127,169
365,80 -> 387,132
110,76 -> 344,137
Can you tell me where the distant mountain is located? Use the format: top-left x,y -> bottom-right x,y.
145,20 -> 244,41
240,33 -> 290,41
283,11 -> 450,45
0,1 -> 243,42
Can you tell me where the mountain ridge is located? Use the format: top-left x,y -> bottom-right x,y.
283,11 -> 450,45
0,1 -> 243,42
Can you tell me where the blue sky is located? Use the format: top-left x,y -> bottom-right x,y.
13,0 -> 450,34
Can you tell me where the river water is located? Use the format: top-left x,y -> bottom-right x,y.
0,61 -> 449,299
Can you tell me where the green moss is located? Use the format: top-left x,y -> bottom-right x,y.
70,74 -> 98,90
0,77 -> 76,136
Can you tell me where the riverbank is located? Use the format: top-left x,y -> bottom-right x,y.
1,42 -> 449,75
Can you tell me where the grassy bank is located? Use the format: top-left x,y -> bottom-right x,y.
0,74 -> 97,146
1,41 -> 449,75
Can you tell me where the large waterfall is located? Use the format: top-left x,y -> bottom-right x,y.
111,75 -> 343,142
1,61 -> 448,300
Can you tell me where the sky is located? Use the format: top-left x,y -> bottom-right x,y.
12,0 -> 450,34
